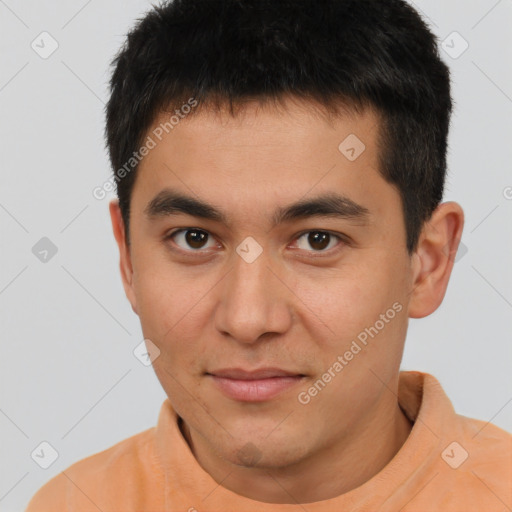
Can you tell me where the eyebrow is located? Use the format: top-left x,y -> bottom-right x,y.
144,188 -> 371,227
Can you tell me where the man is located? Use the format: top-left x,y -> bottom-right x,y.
26,0 -> 511,510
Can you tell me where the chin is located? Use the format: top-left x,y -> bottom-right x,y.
221,435 -> 310,470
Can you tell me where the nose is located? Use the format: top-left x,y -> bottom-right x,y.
214,247 -> 293,345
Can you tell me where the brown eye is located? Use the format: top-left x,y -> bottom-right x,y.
294,231 -> 343,252
168,229 -> 216,251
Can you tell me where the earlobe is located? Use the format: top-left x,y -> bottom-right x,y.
408,201 -> 465,319
109,199 -> 138,315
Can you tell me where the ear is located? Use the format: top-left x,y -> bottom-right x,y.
408,201 -> 465,318
109,199 -> 138,315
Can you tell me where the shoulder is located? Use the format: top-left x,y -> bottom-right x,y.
448,414 -> 512,506
456,414 -> 512,459
25,427 -> 162,512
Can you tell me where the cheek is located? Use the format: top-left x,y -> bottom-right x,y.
134,269 -> 207,407
133,249 -> 192,328
296,258 -> 407,363
291,264 -> 387,335
132,261 -> 216,367
134,272 -> 179,340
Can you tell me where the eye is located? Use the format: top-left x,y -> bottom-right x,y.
292,230 -> 345,253
166,228 -> 218,252
165,228 -> 347,255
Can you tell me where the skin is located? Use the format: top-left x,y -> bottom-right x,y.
109,96 -> 464,504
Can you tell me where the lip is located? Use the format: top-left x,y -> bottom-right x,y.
206,367 -> 306,402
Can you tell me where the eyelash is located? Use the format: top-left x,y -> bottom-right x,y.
164,228 -> 348,257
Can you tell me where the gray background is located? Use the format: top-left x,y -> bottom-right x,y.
0,1 -> 511,510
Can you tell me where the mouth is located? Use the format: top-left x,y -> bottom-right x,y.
205,367 -> 306,402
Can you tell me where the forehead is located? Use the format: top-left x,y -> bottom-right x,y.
131,98 -> 402,234
149,97 -> 375,152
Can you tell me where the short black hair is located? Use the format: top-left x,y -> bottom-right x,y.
105,0 -> 452,254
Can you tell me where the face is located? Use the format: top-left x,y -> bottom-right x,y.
113,98 -> 419,469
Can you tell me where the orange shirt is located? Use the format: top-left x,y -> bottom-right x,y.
25,371 -> 512,511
